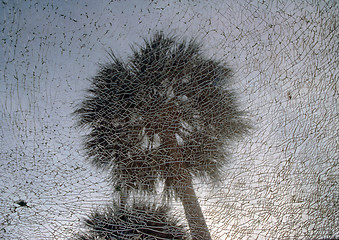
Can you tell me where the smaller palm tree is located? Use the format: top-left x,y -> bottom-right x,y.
74,201 -> 188,240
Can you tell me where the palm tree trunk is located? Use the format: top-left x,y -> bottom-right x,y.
164,132 -> 212,240
178,175 -> 212,240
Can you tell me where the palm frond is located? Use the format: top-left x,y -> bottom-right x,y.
74,202 -> 188,240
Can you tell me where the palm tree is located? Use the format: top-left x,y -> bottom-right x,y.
74,202 -> 188,240
75,32 -> 250,240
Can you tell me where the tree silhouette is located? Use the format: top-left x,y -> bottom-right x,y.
74,202 -> 188,240
75,32 -> 250,239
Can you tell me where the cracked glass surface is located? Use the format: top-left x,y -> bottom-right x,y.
0,0 -> 337,239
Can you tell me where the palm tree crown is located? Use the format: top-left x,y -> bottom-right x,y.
75,202 -> 188,240
75,32 -> 249,196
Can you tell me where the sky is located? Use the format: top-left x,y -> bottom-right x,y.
0,0 -> 337,239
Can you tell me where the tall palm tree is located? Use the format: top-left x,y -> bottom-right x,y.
74,202 -> 188,240
75,32 -> 250,240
